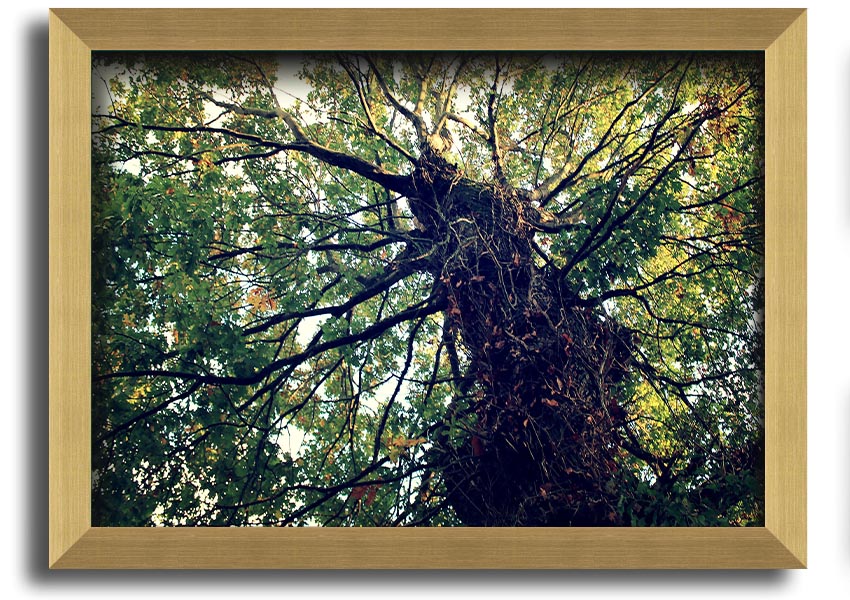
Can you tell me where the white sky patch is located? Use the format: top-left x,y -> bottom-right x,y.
454,85 -> 473,115
683,100 -> 700,114
276,424 -> 307,459
274,54 -> 322,125
121,158 -> 142,176
274,55 -> 313,109
365,374 -> 411,415
297,314 -> 329,347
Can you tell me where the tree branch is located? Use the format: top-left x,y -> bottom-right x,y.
98,295 -> 447,387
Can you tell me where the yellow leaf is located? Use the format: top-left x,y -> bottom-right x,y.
128,382 -> 152,405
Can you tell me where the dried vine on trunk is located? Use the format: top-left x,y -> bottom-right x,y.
407,147 -> 632,525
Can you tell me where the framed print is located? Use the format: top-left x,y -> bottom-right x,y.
49,8 -> 806,569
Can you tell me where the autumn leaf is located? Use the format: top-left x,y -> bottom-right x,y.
386,435 -> 426,463
471,435 -> 485,457
350,486 -> 368,502
365,484 -> 380,506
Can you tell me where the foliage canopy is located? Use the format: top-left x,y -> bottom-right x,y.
92,52 -> 764,527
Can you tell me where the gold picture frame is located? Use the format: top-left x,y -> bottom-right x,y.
49,8 -> 806,569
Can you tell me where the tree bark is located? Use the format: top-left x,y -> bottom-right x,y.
406,145 -> 632,526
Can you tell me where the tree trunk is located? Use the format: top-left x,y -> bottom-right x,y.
409,147 -> 632,526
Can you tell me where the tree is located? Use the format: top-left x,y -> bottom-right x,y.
91,52 -> 764,527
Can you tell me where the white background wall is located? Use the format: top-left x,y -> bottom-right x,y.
2,1 -> 845,597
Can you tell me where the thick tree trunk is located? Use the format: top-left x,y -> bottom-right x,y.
409,148 -> 632,526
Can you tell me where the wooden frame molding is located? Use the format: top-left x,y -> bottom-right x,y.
49,8 -> 806,569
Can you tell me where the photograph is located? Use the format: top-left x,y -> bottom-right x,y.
90,51 -> 765,529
